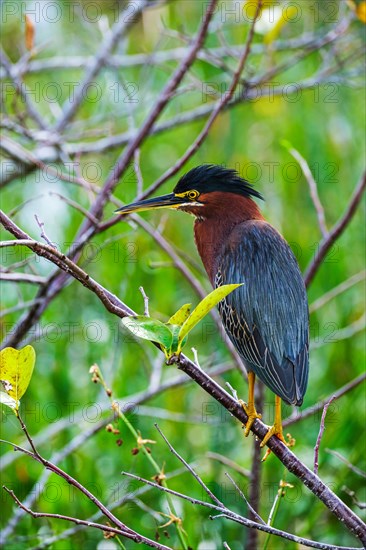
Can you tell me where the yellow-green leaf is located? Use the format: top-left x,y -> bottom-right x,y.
264,6 -> 298,45
0,346 -> 36,413
168,303 -> 191,326
121,316 -> 173,349
178,284 -> 243,343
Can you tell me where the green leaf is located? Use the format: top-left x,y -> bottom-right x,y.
263,6 -> 299,44
121,316 -> 173,349
170,325 -> 188,355
0,346 -> 36,414
168,303 -> 191,326
178,284 -> 243,344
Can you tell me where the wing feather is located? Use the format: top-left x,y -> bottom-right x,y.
216,220 -> 309,405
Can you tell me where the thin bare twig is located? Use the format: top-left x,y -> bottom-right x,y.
314,396 -> 336,475
87,0 -> 218,226
0,273 -> 46,285
309,271 -> 366,313
191,347 -> 201,369
1,33 -> 349,75
0,298 -> 43,318
311,313 -> 365,349
0,216 -> 133,322
246,379 -> 264,549
0,0 -> 219,349
224,472 -> 266,525
139,286 -> 150,316
4,489 -> 160,547
341,487 -> 366,511
325,450 -> 366,479
283,372 -> 366,428
1,368 -> 229,540
34,214 -> 55,247
24,465 -> 194,549
1,10 -> 363,548
48,192 -> 99,224
0,361 -> 232,473
134,148 -> 144,196
154,423 -> 224,507
288,146 -> 328,238
171,354 -> 366,544
206,452 -> 250,478
135,215 -> 246,374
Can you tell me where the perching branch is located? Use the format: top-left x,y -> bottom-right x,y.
1,213 -> 365,545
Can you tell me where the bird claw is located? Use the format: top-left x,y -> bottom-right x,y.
260,424 -> 286,448
260,425 -> 285,462
260,430 -> 296,461
239,399 -> 262,437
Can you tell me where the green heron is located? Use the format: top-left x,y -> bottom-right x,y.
117,164 -> 309,447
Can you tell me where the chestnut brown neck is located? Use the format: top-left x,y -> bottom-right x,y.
193,192 -> 264,284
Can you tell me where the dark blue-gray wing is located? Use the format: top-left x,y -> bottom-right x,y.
216,221 -> 309,405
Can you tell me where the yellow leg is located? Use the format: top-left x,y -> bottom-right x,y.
239,372 -> 262,436
260,395 -> 286,448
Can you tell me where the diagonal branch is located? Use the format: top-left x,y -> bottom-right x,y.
305,169 -> 366,287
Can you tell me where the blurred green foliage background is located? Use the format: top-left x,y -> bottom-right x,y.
1,0 -> 365,548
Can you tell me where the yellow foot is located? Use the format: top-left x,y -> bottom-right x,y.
239,399 -> 262,436
261,431 -> 296,462
260,424 -> 287,448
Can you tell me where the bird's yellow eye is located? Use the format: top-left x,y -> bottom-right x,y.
187,190 -> 199,200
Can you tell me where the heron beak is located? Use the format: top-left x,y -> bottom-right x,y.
116,193 -> 188,215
